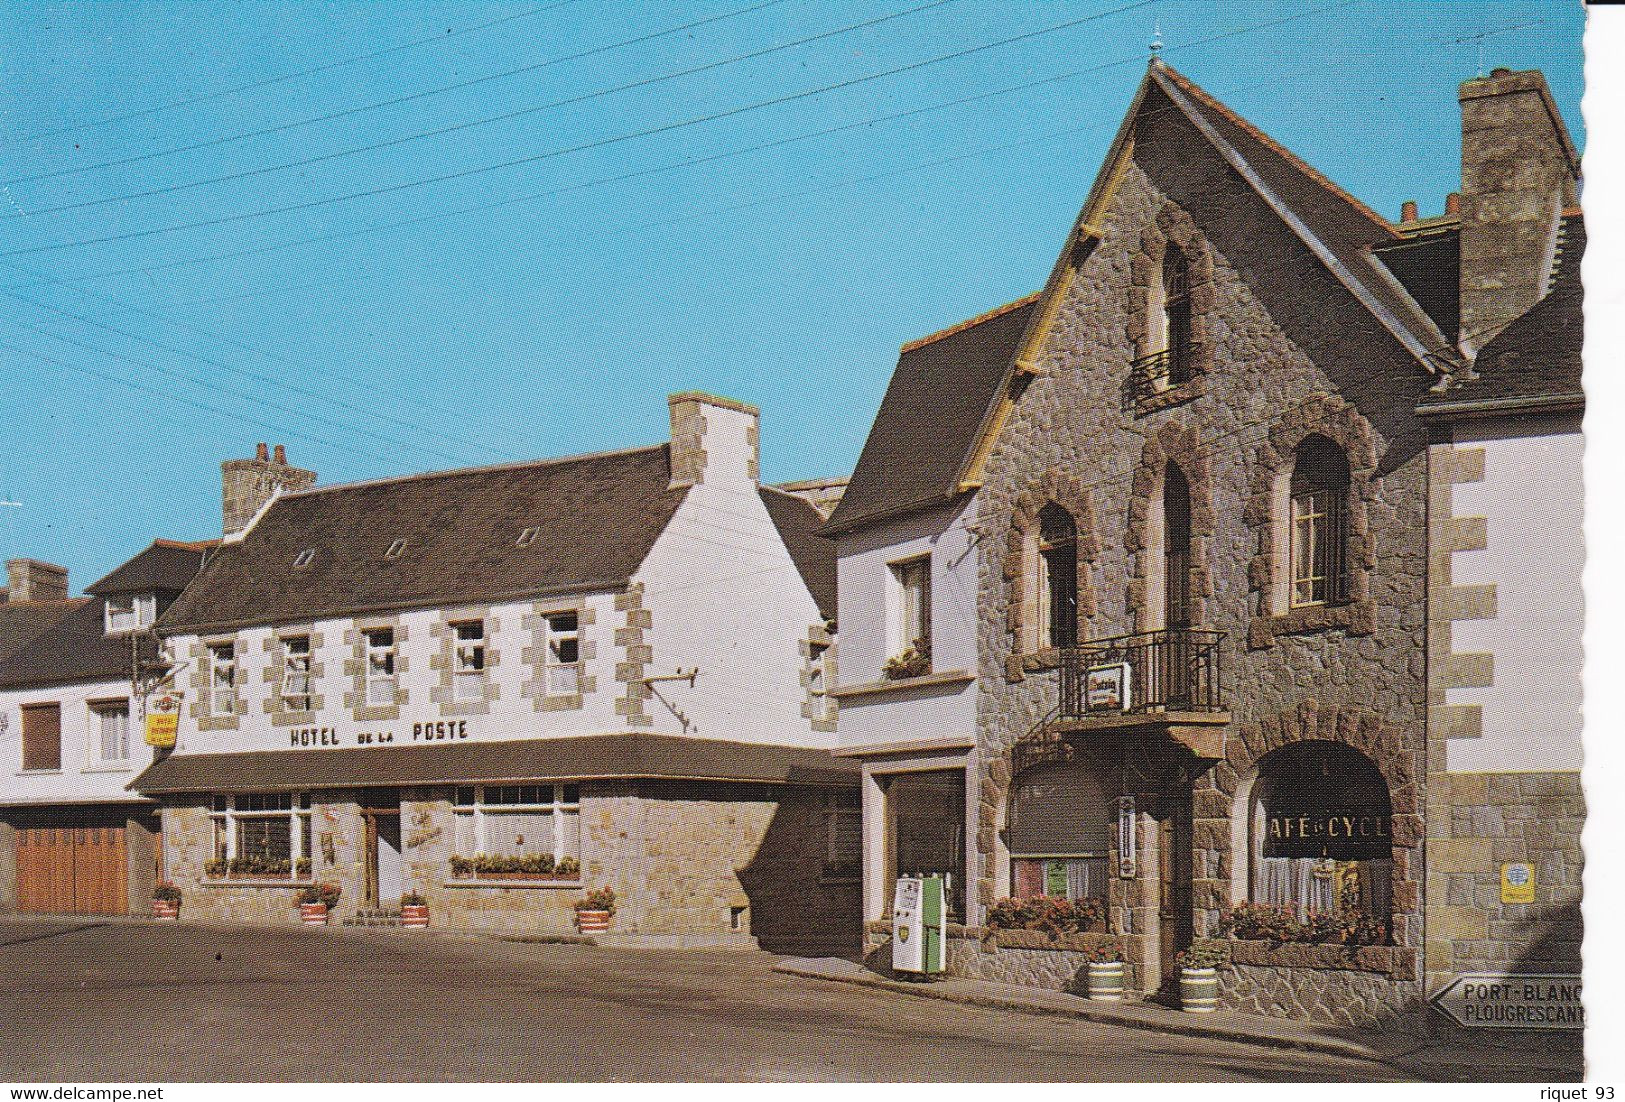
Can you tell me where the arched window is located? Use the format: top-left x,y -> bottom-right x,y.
1163,465 -> 1192,630
1289,436 -> 1352,608
1162,246 -> 1193,386
1248,741 -> 1391,934
1008,762 -> 1110,904
1036,503 -> 1078,649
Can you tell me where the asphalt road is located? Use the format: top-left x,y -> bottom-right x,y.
0,918 -> 1418,1082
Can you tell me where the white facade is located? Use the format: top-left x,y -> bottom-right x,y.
1443,414 -> 1584,773
1,674 -> 155,807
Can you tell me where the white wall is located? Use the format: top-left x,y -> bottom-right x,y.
632,479 -> 830,747
0,676 -> 158,806
1446,416 -> 1584,772
833,497 -> 980,750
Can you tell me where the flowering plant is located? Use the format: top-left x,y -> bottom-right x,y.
1176,942 -> 1231,970
1218,902 -> 1386,946
400,891 -> 427,908
985,895 -> 1107,936
152,880 -> 183,904
1078,939 -> 1122,964
295,882 -> 341,908
575,887 -> 616,915
882,638 -> 932,680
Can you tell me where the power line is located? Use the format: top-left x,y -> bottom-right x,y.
0,340 -> 389,464
19,0 -> 958,218
2,290 -> 477,465
2,0 -> 1354,291
2,2 -> 578,146
0,0 -> 1155,257
2,0 -> 792,189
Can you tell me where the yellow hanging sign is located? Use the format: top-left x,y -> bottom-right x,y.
144,711 -> 178,748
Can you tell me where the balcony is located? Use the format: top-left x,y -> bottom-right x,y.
1128,347 -> 1198,410
1015,629 -> 1228,771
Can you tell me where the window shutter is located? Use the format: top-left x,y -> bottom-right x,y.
21,704 -> 62,772
1008,763 -> 1111,856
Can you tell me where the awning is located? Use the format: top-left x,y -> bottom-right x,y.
128,734 -> 858,795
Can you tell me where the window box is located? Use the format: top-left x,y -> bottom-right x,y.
442,877 -> 585,889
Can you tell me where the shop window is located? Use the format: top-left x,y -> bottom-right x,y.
452,620 -> 486,701
281,636 -> 312,711
887,770 -> 964,920
1248,741 -> 1391,931
207,643 -> 237,716
365,628 -> 396,706
823,791 -> 861,880
1008,762 -> 1110,903
91,701 -> 130,765
1036,504 -> 1078,649
20,702 -> 61,772
1289,436 -> 1352,608
453,783 -> 581,866
210,792 -> 313,878
544,612 -> 580,694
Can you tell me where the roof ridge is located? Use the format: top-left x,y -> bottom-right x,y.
1157,63 -> 1397,241
284,442 -> 671,500
899,291 -> 1043,354
152,538 -> 218,551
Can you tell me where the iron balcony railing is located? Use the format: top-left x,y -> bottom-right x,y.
1057,628 -> 1225,718
1129,346 -> 1194,403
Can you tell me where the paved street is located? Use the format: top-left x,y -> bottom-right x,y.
0,918 -> 1418,1082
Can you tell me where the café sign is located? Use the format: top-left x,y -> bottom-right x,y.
1263,805 -> 1391,860
1430,974 -> 1584,1030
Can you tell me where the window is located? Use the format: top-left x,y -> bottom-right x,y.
1161,246 -> 1193,386
91,702 -> 130,765
544,612 -> 579,694
292,549 -> 315,568
20,703 -> 61,772
453,620 -> 486,701
384,539 -> 406,561
453,783 -> 581,865
365,628 -> 396,706
207,643 -> 237,716
1036,504 -> 1078,649
104,594 -> 156,635
887,770 -> 965,921
1164,466 -> 1193,629
807,640 -> 831,717
824,792 -> 861,879
516,526 -> 541,548
891,557 -> 932,658
281,636 -> 312,711
1289,437 -> 1351,608
1008,763 -> 1110,904
211,792 -> 313,878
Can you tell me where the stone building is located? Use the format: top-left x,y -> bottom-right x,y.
0,543 -> 209,915
834,61 -> 1581,1036
135,396 -> 859,951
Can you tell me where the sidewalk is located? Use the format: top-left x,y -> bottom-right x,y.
772,955 -> 1583,1080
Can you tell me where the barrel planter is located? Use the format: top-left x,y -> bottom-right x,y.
1086,960 -> 1125,1002
400,904 -> 430,929
1180,967 -> 1220,1013
575,908 -> 612,933
299,902 -> 330,926
151,899 -> 179,921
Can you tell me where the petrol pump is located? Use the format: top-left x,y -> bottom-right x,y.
892,874 -> 947,978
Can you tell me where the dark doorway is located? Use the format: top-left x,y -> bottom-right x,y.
886,770 -> 966,921
362,794 -> 402,908
1157,791 -> 1194,990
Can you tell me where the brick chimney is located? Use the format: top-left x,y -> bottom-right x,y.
667,393 -> 760,489
222,442 -> 316,534
1458,67 -> 1580,356
6,559 -> 68,603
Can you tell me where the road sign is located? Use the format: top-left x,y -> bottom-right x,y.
1429,973 -> 1583,1029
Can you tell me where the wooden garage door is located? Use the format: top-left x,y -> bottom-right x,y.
17,823 -> 128,915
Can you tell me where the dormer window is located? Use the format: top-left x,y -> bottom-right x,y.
104,594 -> 156,635
517,526 -> 541,548
384,539 -> 407,561
292,549 -> 315,569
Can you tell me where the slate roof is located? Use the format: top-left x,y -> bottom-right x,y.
161,444 -> 691,633
823,294 -> 1040,535
1419,216 -> 1584,412
129,733 -> 858,794
758,485 -> 837,620
87,540 -> 211,596
0,597 -> 130,689
0,599 -> 83,667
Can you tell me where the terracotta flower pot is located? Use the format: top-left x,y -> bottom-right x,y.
575,908 -> 612,933
1179,967 -> 1219,1013
299,902 -> 329,926
400,904 -> 430,928
152,899 -> 179,921
1086,960 -> 1124,1002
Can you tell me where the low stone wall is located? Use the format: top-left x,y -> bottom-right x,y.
1217,939 -> 1423,1032
865,924 -> 1148,995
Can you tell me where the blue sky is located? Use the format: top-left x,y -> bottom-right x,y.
0,0 -> 1585,590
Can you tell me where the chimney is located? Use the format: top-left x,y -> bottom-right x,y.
667,393 -> 760,490
1458,67 -> 1580,355
221,442 -> 317,534
1400,200 -> 1418,223
6,559 -> 68,603
1445,191 -> 1461,217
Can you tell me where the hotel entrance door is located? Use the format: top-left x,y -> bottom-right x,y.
363,800 -> 403,908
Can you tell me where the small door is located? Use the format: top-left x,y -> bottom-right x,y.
1157,795 -> 1194,986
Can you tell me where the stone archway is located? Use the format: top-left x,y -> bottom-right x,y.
1001,467 -> 1100,682
1125,421 -> 1215,631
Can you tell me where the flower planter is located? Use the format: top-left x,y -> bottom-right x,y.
451,873 -> 578,883
1179,966 -> 1219,1013
299,902 -> 330,926
1086,960 -> 1125,1002
400,904 -> 430,929
575,908 -> 612,933
151,899 -> 179,921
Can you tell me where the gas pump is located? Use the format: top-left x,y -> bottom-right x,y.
892,874 -> 947,977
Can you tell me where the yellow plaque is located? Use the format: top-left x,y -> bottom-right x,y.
144,712 -> 178,748
1500,862 -> 1535,904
